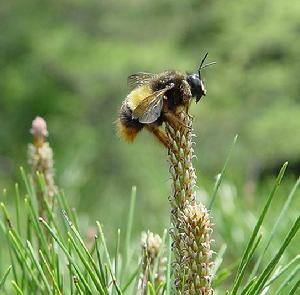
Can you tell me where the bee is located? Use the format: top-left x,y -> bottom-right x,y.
117,53 -> 214,148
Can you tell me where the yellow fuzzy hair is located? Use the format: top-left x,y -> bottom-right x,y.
116,120 -> 138,142
126,85 -> 153,110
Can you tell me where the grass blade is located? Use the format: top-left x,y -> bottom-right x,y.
7,231 -> 41,288
250,214 -> 300,295
108,267 -> 123,295
121,265 -> 140,293
39,217 -> 93,294
96,221 -> 122,293
20,167 -> 34,198
0,265 -> 12,290
68,233 -> 105,294
24,197 -> 51,262
242,276 -> 257,295
250,176 -> 300,277
230,162 -> 288,295
11,280 -> 24,295
165,235 -> 172,295
15,183 -> 21,235
147,281 -> 155,295
273,263 -> 300,295
62,210 -> 105,291
26,240 -> 52,294
121,186 -> 136,284
212,244 -> 227,276
39,250 -> 62,295
289,275 -> 300,295
74,276 -> 85,295
114,228 -> 121,295
236,234 -> 262,294
264,254 -> 300,288
97,221 -> 113,270
209,134 -> 237,210
95,236 -> 107,287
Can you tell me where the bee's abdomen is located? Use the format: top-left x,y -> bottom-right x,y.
117,103 -> 144,143
120,103 -> 143,129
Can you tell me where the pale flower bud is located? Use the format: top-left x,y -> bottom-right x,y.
28,116 -> 56,216
30,116 -> 48,138
139,231 -> 166,294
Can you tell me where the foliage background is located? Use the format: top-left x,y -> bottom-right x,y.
0,0 -> 299,286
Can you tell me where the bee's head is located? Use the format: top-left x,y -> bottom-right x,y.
186,73 -> 206,103
187,53 -> 215,103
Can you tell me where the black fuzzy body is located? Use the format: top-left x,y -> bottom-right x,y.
119,103 -> 144,129
150,70 -> 190,113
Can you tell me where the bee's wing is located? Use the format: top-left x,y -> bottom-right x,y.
134,96 -> 163,124
132,84 -> 174,124
127,72 -> 157,90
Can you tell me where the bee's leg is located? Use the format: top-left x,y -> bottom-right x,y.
145,124 -> 170,148
163,110 -> 192,130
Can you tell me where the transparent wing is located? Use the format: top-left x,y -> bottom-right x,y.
132,84 -> 174,124
127,72 -> 157,90
137,97 -> 163,124
132,92 -> 164,124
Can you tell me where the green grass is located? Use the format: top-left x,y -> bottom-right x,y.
0,156 -> 299,294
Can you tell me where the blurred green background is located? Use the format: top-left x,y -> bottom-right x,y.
1,0 -> 299,276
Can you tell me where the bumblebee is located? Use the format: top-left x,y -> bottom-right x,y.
117,53 -> 214,148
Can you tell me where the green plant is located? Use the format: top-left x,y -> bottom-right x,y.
0,116 -> 299,295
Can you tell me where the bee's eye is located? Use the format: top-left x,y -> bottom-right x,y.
187,74 -> 201,92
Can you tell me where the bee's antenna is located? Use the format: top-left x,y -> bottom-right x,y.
198,53 -> 216,76
198,53 -> 209,72
201,61 -> 217,70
